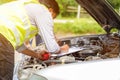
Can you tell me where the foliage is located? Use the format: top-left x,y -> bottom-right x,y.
0,0 -> 15,4
107,0 -> 120,9
56,0 -> 120,17
56,0 -> 78,17
54,18 -> 106,35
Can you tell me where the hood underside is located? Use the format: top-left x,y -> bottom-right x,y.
76,0 -> 120,33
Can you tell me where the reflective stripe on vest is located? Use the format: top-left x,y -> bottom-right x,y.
0,0 -> 39,49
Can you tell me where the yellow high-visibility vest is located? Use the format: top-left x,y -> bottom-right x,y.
0,0 -> 16,5
0,0 -> 39,49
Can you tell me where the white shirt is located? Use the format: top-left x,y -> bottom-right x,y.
24,3 -> 60,53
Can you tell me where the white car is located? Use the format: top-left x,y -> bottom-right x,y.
14,0 -> 120,80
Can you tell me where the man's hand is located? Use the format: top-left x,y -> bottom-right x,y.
22,49 -> 50,61
37,50 -> 51,61
60,44 -> 69,53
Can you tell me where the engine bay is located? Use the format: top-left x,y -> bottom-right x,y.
17,33 -> 120,79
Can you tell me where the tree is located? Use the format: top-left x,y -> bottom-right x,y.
108,0 -> 120,10
56,0 -> 78,17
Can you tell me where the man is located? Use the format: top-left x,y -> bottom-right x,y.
0,0 -> 69,80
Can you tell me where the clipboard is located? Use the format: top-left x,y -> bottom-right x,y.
51,47 -> 85,57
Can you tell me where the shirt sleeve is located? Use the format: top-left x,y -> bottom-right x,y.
24,4 -> 60,53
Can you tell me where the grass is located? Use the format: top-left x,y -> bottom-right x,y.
54,18 -> 106,36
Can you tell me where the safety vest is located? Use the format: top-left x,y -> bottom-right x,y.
0,0 -> 40,49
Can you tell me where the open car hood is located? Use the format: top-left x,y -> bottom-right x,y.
76,0 -> 120,33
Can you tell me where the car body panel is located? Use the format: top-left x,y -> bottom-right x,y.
35,59 -> 120,80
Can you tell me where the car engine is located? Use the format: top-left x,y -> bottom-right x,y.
17,33 -> 120,80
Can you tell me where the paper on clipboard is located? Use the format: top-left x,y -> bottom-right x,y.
51,47 -> 84,57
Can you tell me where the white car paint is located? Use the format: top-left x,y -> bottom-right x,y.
35,58 -> 120,80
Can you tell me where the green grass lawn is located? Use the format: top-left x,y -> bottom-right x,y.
54,18 -> 106,36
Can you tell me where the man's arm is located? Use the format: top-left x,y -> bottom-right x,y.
25,4 -> 60,53
17,43 -> 49,60
24,4 -> 69,54
22,49 -> 39,58
21,48 -> 50,61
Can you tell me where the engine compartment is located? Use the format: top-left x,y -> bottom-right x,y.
60,33 -> 120,58
17,33 -> 120,79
